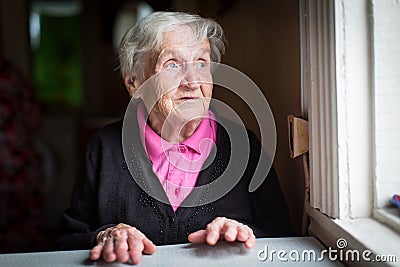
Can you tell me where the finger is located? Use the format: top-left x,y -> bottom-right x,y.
142,238 -> 157,254
244,233 -> 256,249
206,228 -> 220,245
127,236 -> 145,265
113,230 -> 129,262
205,218 -> 225,245
89,244 -> 103,261
222,222 -> 239,242
235,224 -> 255,249
236,225 -> 250,242
102,237 -> 117,262
188,229 -> 207,244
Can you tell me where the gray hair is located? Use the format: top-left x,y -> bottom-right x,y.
118,11 -> 226,82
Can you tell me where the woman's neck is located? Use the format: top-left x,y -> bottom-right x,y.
148,112 -> 202,143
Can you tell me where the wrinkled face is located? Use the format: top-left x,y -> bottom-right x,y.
137,25 -> 213,136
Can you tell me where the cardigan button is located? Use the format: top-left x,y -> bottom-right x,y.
169,217 -> 175,223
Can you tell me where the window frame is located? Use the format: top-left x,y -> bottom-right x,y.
301,0 -> 400,265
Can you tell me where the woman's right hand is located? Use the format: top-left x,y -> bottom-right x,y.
89,223 -> 156,264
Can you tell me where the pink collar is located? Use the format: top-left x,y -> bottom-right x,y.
137,102 -> 216,158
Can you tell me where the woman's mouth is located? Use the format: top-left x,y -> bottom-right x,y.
179,97 -> 198,101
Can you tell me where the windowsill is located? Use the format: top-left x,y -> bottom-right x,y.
374,207 -> 400,234
307,205 -> 400,267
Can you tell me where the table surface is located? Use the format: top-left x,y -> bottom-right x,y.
0,237 -> 344,266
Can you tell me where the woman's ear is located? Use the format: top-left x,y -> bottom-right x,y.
124,76 -> 140,97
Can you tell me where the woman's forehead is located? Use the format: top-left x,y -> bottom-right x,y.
156,32 -> 210,62
158,42 -> 210,58
160,25 -> 209,50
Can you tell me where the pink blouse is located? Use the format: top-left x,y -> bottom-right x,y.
137,103 -> 217,211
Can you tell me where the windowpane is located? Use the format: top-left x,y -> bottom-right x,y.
373,0 -> 400,209
30,1 -> 83,107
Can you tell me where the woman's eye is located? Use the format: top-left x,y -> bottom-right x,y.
166,62 -> 179,70
196,61 -> 207,68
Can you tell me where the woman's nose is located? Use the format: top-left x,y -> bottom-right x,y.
180,64 -> 201,90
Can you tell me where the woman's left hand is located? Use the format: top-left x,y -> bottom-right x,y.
188,217 -> 256,248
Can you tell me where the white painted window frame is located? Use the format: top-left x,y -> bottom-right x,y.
300,0 -> 400,265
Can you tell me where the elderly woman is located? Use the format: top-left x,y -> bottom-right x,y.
58,11 -> 290,264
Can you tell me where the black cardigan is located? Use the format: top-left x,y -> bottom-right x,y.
57,109 -> 290,250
